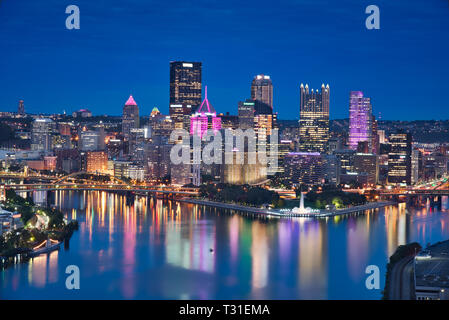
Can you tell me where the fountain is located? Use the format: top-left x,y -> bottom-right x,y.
291,192 -> 316,214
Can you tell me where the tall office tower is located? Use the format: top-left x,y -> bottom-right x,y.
122,95 -> 140,140
411,148 -> 421,184
353,153 -> 378,186
18,100 -> 25,115
323,154 -> 340,185
31,118 -> 55,151
189,87 -> 222,185
299,83 -> 330,153
238,100 -> 256,129
371,115 -> 379,154
251,74 -> 273,110
169,61 -> 202,129
388,131 -> 412,185
348,91 -> 373,151
237,99 -> 276,132
236,98 -> 277,174
145,136 -> 171,181
190,87 -> 221,138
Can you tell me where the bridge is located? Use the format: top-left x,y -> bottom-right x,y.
379,188 -> 449,207
4,183 -> 199,198
380,190 -> 449,196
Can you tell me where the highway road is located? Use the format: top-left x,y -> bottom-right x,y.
389,256 -> 415,300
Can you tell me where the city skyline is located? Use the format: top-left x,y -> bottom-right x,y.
0,0 -> 448,120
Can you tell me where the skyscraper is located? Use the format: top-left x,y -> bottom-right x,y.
18,100 -> 25,115
169,61 -> 202,129
190,87 -> 222,186
388,131 -> 412,185
251,74 -> 273,110
31,118 -> 55,151
348,91 -> 373,151
190,86 -> 221,138
299,83 -> 330,153
122,95 -> 140,140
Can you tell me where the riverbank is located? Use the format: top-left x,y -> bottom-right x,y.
0,189 -> 79,270
178,198 -> 397,218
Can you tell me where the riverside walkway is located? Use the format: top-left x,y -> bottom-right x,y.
178,198 -> 396,219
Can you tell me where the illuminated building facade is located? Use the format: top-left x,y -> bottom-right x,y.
388,132 -> 412,185
323,154 -> 339,185
0,184 -> 5,202
44,156 -> 57,171
371,115 -> 379,154
348,91 -> 373,151
277,140 -> 293,174
170,61 -> 202,129
411,148 -> 421,184
55,149 -> 80,173
146,136 -> 171,180
251,74 -> 273,109
79,129 -> 105,151
122,95 -> 140,140
171,163 -> 191,186
353,153 -> 378,186
299,84 -> 330,153
128,164 -> 145,181
113,160 -> 131,180
31,118 -> 55,151
190,87 -> 221,138
72,109 -> 92,118
86,151 -> 108,174
189,87 -> 222,185
238,100 -> 256,129
221,150 -> 267,185
284,152 -> 323,186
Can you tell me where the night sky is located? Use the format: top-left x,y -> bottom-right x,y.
0,0 -> 448,120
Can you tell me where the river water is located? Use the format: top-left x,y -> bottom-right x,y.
1,190 -> 449,300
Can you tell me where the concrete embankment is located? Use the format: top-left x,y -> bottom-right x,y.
177,198 -> 396,219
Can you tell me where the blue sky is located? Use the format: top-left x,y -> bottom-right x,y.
0,0 -> 448,120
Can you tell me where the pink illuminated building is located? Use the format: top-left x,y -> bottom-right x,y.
190,86 -> 221,137
348,91 -> 373,151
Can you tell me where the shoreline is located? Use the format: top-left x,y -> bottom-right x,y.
177,198 -> 397,218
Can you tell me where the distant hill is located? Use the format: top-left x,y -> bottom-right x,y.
278,119 -> 449,143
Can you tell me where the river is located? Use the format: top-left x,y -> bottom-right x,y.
1,190 -> 449,299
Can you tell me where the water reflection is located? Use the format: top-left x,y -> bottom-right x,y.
27,251 -> 59,288
298,220 -> 327,299
2,190 -> 449,299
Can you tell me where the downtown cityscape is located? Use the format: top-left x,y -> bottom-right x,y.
1,0 -> 449,306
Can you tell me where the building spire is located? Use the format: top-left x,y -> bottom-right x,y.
125,95 -> 137,106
